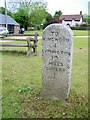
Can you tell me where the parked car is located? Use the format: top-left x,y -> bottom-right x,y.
0,27 -> 9,37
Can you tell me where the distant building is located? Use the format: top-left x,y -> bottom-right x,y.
0,13 -> 20,34
59,11 -> 83,27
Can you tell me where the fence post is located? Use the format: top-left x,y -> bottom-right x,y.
26,37 -> 31,55
33,33 -> 38,55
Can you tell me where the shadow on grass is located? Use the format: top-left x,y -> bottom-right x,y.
0,50 -> 27,56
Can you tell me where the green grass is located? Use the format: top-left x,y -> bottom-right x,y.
73,30 -> 88,36
24,29 -> 88,36
1,36 -> 88,118
24,29 -> 43,36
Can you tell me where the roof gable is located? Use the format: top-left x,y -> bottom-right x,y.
0,13 -> 20,26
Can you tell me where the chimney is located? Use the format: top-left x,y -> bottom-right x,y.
80,11 -> 82,16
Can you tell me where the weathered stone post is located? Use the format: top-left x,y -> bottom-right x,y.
42,24 -> 73,100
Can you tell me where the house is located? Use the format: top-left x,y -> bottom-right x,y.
59,11 -> 83,27
0,13 -> 20,34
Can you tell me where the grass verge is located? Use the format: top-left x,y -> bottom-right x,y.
24,30 -> 88,36
1,37 -> 88,118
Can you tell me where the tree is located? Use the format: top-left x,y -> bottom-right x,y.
83,14 -> 90,24
43,10 -> 62,29
29,2 -> 48,29
0,7 -> 5,14
43,13 -> 53,29
9,0 -> 47,30
7,0 -> 33,13
83,14 -> 88,23
0,7 -> 12,16
13,7 -> 30,29
52,10 -> 62,23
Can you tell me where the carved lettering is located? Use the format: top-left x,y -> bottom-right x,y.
52,56 -> 58,60
42,24 -> 73,100
53,44 -> 57,47
51,31 -> 58,36
46,67 -> 66,72
42,49 -> 71,56
47,37 -> 69,42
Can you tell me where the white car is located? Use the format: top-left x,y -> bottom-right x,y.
0,27 -> 9,37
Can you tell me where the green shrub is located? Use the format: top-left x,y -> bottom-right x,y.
71,24 -> 88,30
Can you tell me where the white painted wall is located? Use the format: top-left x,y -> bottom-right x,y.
61,17 -> 83,27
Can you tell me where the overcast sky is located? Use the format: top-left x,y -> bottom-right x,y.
47,0 -> 89,15
0,0 -> 89,15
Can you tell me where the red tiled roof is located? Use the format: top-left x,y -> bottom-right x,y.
59,14 -> 82,21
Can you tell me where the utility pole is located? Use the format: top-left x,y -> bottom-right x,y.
5,0 -> 7,29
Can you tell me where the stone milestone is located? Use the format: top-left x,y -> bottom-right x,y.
42,24 -> 73,101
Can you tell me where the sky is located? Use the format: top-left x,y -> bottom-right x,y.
0,0 -> 89,15
47,0 -> 89,15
